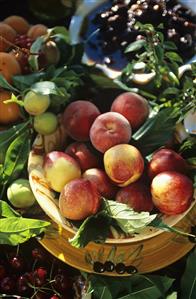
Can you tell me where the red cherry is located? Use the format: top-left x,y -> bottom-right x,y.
50,295 -> 60,299
17,274 -> 31,295
53,272 -> 70,293
32,247 -> 46,261
0,276 -> 16,293
9,255 -> 24,272
33,267 -> 47,287
0,264 -> 6,280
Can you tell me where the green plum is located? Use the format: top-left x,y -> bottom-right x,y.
24,90 -> 50,115
7,179 -> 36,208
34,112 -> 58,135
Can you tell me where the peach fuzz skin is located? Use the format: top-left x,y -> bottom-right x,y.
43,151 -> 81,193
83,168 -> 117,199
104,144 -> 144,187
59,178 -> 101,220
148,148 -> 187,180
63,100 -> 100,141
151,171 -> 193,215
90,112 -> 132,153
65,142 -> 100,172
111,92 -> 149,130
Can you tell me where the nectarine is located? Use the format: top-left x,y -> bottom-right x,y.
151,171 -> 193,215
90,112 -> 132,153
148,148 -> 187,180
111,92 -> 149,130
63,100 -> 101,141
43,151 -> 81,192
0,23 -> 17,52
59,178 -> 101,220
104,144 -> 144,187
3,15 -> 30,34
0,52 -> 21,83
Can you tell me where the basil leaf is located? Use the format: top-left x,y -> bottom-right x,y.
3,132 -> 31,183
0,217 -> 50,245
166,292 -> 178,299
133,107 -> 179,156
103,199 -> 157,234
165,52 -> 183,63
0,200 -> 20,218
125,40 -> 146,53
48,26 -> 70,43
180,249 -> 196,299
163,41 -> 177,50
0,74 -> 19,92
69,211 -> 112,248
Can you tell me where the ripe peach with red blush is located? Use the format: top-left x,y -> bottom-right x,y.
116,181 -> 154,212
111,92 -> 149,130
43,151 -> 81,192
104,144 -> 144,187
151,171 -> 193,215
83,168 -> 117,199
65,142 -> 100,172
90,112 -> 132,153
63,100 -> 100,141
59,178 -> 101,220
148,148 -> 187,180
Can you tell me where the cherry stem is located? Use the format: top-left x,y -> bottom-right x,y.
0,35 -> 39,55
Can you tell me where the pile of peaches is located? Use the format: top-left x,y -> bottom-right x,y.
43,92 -> 194,222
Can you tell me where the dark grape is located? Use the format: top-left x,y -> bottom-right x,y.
115,263 -> 126,274
104,261 -> 115,272
93,261 -> 105,273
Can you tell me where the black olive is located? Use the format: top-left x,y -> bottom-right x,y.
104,261 -> 115,272
188,226 -> 196,243
126,265 -> 138,274
93,261 -> 105,273
115,263 -> 126,274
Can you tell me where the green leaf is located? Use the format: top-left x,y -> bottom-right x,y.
125,40 -> 146,53
0,217 -> 50,245
155,45 -> 164,61
133,107 -> 179,156
162,87 -> 179,96
29,36 -> 45,71
166,292 -> 178,299
103,199 -> 157,234
12,72 -> 44,90
31,81 -> 60,96
180,249 -> 196,299
2,132 -> 31,183
0,200 -> 20,218
0,74 -> 19,92
69,211 -> 112,248
89,73 -> 120,89
165,52 -> 183,63
163,41 -> 177,50
48,26 -> 70,43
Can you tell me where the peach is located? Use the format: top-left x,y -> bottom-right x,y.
0,90 -> 21,124
65,142 -> 100,172
116,181 -> 154,212
63,100 -> 101,141
27,24 -> 48,40
148,148 -> 187,180
43,151 -> 81,192
0,23 -> 17,52
59,178 -> 101,220
3,15 -> 30,34
0,52 -> 21,83
83,168 -> 117,199
151,171 -> 193,215
111,92 -> 149,130
104,144 -> 144,187
90,112 -> 132,153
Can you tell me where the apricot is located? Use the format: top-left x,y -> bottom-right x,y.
83,168 -> 117,199
148,148 -> 187,180
111,92 -> 149,130
65,142 -> 100,172
151,171 -> 193,215
59,178 -> 101,220
27,24 -> 48,40
63,100 -> 101,141
116,181 -> 154,212
0,23 -> 17,52
3,15 -> 30,35
44,151 -> 81,192
90,112 -> 132,153
104,144 -> 144,187
0,90 -> 21,124
0,52 -> 21,83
